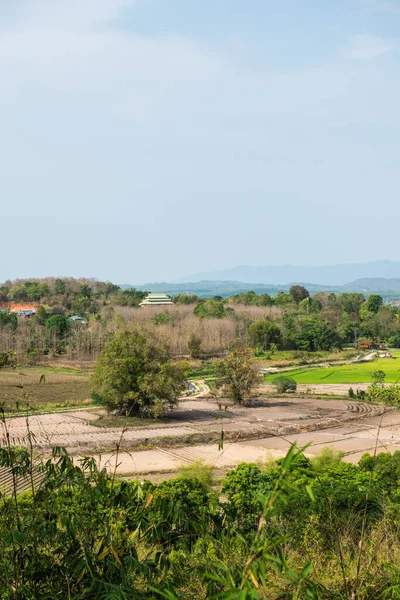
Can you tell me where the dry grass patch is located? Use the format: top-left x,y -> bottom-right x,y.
0,366 -> 91,411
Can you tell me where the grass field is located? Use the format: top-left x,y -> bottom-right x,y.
267,352 -> 400,385
0,366 -> 91,412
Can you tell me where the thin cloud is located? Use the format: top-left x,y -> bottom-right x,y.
355,0 -> 400,14
340,34 -> 394,59
380,1 -> 400,11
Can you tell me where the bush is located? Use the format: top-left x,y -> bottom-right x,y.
152,309 -> 172,325
388,330 -> 400,348
272,376 -> 297,393
349,387 -> 365,401
178,460 -> 214,491
194,299 -> 226,319
366,383 -> 400,405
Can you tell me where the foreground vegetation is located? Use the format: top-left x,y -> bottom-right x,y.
3,437 -> 400,599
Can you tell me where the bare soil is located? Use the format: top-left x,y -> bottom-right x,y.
0,367 -> 90,409
1,395 -> 397,478
262,383 -> 369,396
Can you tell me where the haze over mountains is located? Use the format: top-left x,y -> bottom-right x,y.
130,261 -> 400,298
175,260 -> 400,287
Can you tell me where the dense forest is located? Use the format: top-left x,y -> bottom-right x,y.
0,279 -> 399,363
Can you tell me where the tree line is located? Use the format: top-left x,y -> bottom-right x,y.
0,279 -> 399,363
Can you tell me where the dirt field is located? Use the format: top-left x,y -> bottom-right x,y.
1,395 -> 398,478
0,367 -> 91,410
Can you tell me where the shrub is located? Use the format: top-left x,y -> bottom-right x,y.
152,309 -> 172,325
178,460 -> 214,491
194,299 -> 225,319
388,330 -> 400,348
366,383 -> 400,405
272,376 -> 297,393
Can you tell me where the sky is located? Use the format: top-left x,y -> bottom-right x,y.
1,0 -> 400,284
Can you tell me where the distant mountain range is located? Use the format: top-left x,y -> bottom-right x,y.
342,278 -> 400,292
122,261 -> 400,299
122,276 -> 400,299
175,260 -> 400,286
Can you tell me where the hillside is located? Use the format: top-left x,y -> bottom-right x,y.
342,278 -> 400,292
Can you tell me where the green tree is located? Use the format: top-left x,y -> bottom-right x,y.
46,314 -> 69,338
290,285 -> 309,304
297,317 -> 341,351
34,305 -> 48,326
104,282 -> 120,295
173,293 -> 199,304
359,451 -> 400,498
79,283 -> 93,298
281,313 -> 298,349
367,294 -> 383,314
388,330 -> 400,348
371,369 -> 386,384
258,292 -> 273,306
338,293 -> 366,315
0,311 -> 17,331
8,285 -> 26,300
274,291 -> 292,306
247,318 -> 282,351
216,348 -> 258,404
188,331 -> 202,358
71,294 -> 94,315
114,288 -> 147,307
54,279 -> 66,295
92,330 -> 190,416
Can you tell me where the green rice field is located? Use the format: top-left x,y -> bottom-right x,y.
267,352 -> 400,385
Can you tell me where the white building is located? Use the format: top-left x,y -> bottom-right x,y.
140,293 -> 173,307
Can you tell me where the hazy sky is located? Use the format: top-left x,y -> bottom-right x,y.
1,0 -> 400,284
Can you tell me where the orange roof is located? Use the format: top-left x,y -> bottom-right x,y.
10,303 -> 39,312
